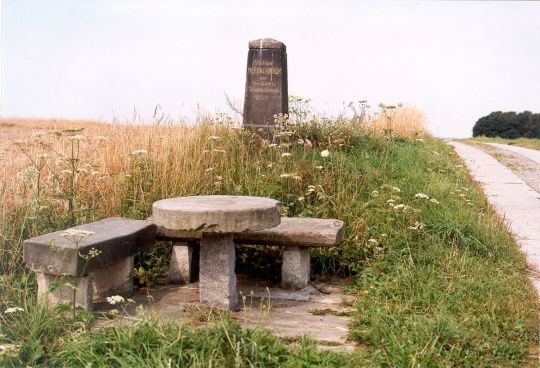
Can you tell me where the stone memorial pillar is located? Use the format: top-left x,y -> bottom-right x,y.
243,38 -> 288,137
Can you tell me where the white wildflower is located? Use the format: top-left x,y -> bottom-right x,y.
106,295 -> 125,305
316,165 -> 323,170
387,199 -> 395,204
4,307 -> 24,314
280,173 -> 295,178
17,166 -> 38,181
414,193 -> 430,200
429,198 -> 440,204
392,186 -> 401,192
408,221 -> 425,230
320,150 -> 330,158
370,190 -> 379,197
268,143 -> 278,148
281,152 -> 292,158
393,204 -> 406,210
70,135 -> 86,141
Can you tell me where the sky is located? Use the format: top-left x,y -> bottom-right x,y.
1,1 -> 540,138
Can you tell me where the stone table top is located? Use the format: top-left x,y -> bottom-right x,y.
152,195 -> 281,233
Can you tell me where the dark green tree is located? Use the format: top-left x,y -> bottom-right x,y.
472,111 -> 540,138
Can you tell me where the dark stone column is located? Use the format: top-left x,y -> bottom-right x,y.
243,38 -> 288,138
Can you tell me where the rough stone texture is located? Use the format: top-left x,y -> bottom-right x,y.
37,272 -> 93,311
248,38 -> 287,50
451,142 -> 540,295
169,242 -> 199,284
152,195 -> 281,233
23,218 -> 156,277
157,217 -> 344,247
94,277 -> 357,352
199,233 -> 238,310
92,256 -> 134,297
281,246 -> 310,289
243,38 -> 288,137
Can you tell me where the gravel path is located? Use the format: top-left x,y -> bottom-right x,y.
450,141 -> 540,294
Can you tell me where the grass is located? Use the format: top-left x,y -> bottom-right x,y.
1,106 -> 538,366
464,136 -> 540,151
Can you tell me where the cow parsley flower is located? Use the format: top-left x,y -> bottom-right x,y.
320,150 -> 330,158
414,193 -> 430,200
4,307 -> 24,314
408,221 -> 425,230
106,295 -> 125,305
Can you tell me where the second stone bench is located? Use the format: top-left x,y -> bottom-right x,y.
156,217 -> 345,290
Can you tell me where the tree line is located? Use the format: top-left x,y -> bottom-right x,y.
472,111 -> 540,139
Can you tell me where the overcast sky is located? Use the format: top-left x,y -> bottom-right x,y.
1,1 -> 539,137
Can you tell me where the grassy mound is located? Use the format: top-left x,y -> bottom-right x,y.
0,110 -> 538,366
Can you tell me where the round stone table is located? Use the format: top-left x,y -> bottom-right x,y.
152,195 -> 281,310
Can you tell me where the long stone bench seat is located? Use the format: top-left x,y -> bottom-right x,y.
156,217 -> 345,290
156,217 -> 344,247
23,218 -> 156,310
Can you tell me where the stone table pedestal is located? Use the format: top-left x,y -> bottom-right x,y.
152,195 -> 280,310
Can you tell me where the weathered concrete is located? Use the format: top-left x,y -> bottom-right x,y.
152,195 -> 281,233
37,272 -> 93,310
94,277 -> 357,352
451,142 -> 540,294
281,246 -> 310,289
486,143 -> 540,164
199,233 -> 238,310
93,256 -> 134,297
169,242 -> 199,284
157,217 -> 345,247
23,218 -> 156,277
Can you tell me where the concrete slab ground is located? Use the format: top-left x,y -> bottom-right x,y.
94,276 -> 357,352
451,142 -> 540,294
486,143 -> 540,164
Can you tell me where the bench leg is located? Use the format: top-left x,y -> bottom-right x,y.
169,241 -> 199,284
281,246 -> 310,290
36,272 -> 93,311
92,256 -> 134,298
199,233 -> 238,310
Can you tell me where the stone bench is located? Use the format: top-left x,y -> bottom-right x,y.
23,218 -> 156,311
156,217 -> 345,290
